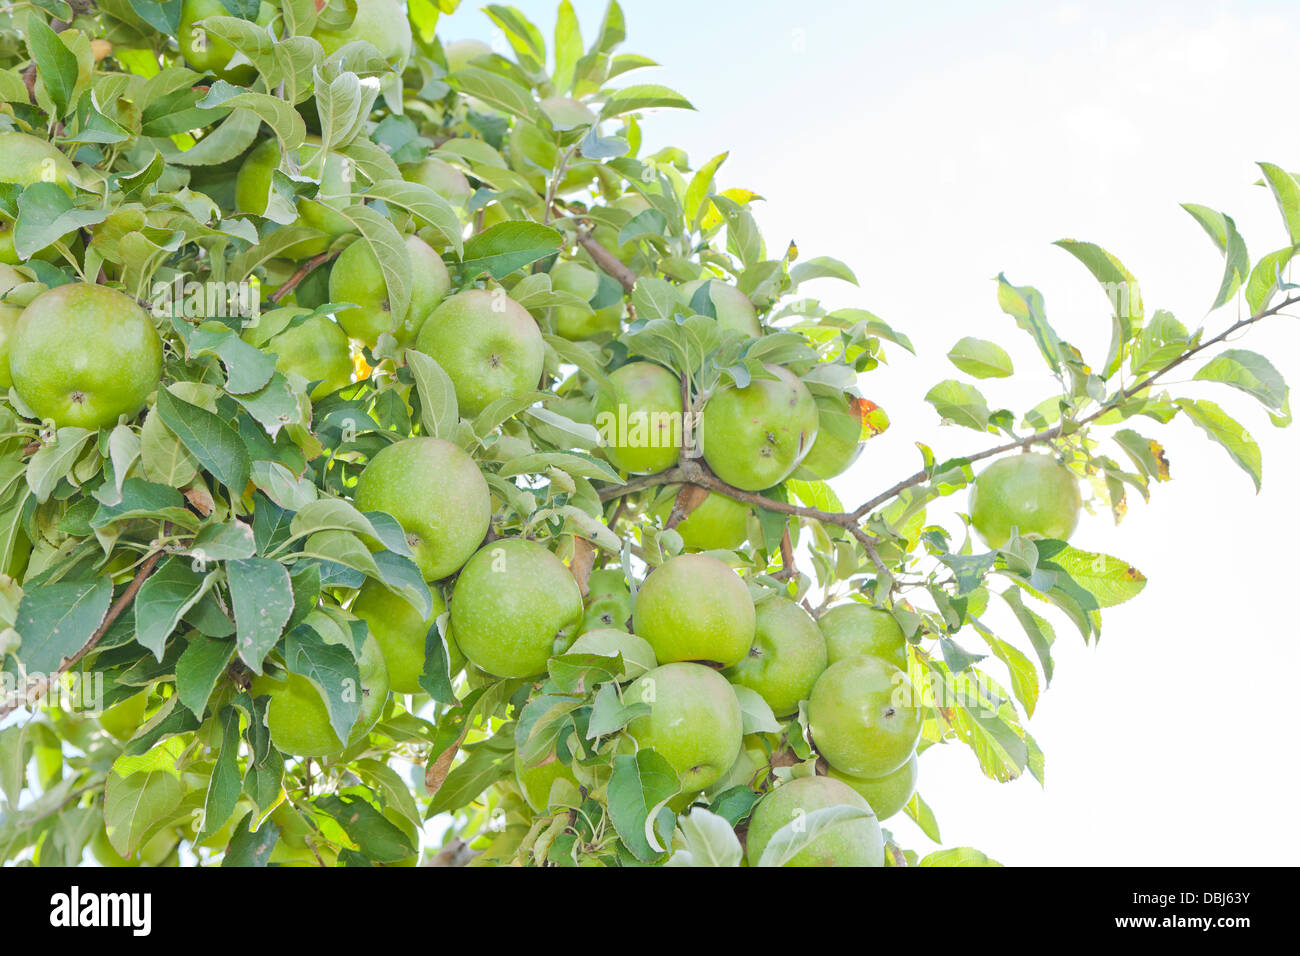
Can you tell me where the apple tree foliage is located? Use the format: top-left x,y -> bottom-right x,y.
0,0 -> 1296,867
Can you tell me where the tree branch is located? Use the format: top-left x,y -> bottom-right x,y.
593,293 -> 1300,580
0,550 -> 164,719
850,292 -> 1300,519
268,250 -> 338,305
576,231 -> 638,293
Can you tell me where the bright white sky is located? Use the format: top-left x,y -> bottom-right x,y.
444,0 -> 1300,864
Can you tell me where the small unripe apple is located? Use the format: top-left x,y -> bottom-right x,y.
625,662 -> 743,794
632,553 -> 755,667
744,775 -> 884,867
808,655 -> 922,779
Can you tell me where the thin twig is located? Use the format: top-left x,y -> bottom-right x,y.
268,250 -> 338,305
0,550 -> 164,718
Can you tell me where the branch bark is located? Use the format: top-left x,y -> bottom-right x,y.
576,231 -> 638,293
268,250 -> 338,305
0,550 -> 164,719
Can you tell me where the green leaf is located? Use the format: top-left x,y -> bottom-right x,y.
1001,587 -> 1056,685
920,846 -> 1002,867
607,750 -> 678,862
600,83 -> 694,118
755,804 -> 877,867
904,792 -> 941,843
1258,162 -> 1300,245
227,557 -> 294,673
448,67 -> 544,124
484,4 -> 547,74
996,274 -> 1061,372
26,16 -> 79,118
14,183 -> 109,260
1037,543 -> 1147,608
175,633 -> 236,719
552,0 -> 583,93
283,622 -> 360,742
1053,239 -> 1142,378
789,256 -> 858,288
156,389 -> 252,494
1181,204 -> 1250,311
924,380 -> 991,431
1175,398 -> 1262,491
667,807 -> 743,867
460,221 -> 563,281
104,738 -> 185,856
134,558 -> 211,661
365,180 -> 463,257
731,685 -> 781,735
416,620 -> 455,705
197,80 -> 306,151
220,810 -> 278,866
946,337 -> 1013,379
26,426 -> 95,503
201,707 -> 242,840
1129,309 -> 1189,375
405,349 -> 459,438
1245,245 -> 1298,316
14,576 -> 113,674
1194,348 -> 1288,412
316,793 -> 415,862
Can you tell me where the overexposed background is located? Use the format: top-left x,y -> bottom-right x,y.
445,0 -> 1300,865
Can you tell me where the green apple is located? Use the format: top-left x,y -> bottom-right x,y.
178,0 -> 275,82
744,775 -> 883,867
515,748 -> 579,814
313,0 -> 411,65
549,260 -> 621,340
0,263 -> 29,390
794,393 -> 867,481
10,283 -> 162,429
592,361 -> 683,475
650,487 -> 751,551
253,631 -> 390,757
625,662 -> 743,794
700,363 -> 818,491
449,538 -> 584,678
98,688 -> 150,741
402,157 -> 473,209
582,592 -> 631,633
724,597 -> 827,717
581,568 -> 631,631
969,453 -> 1082,548
680,278 -> 761,338
631,553 -> 755,667
352,579 -> 448,694
587,568 -> 629,599
818,603 -> 908,670
233,138 -> 281,217
330,235 -> 449,347
415,289 -> 545,417
566,627 -> 657,681
828,752 -> 918,822
265,312 -> 352,400
353,437 -> 490,581
808,655 -> 922,778
0,132 -> 77,264
0,131 -> 76,194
